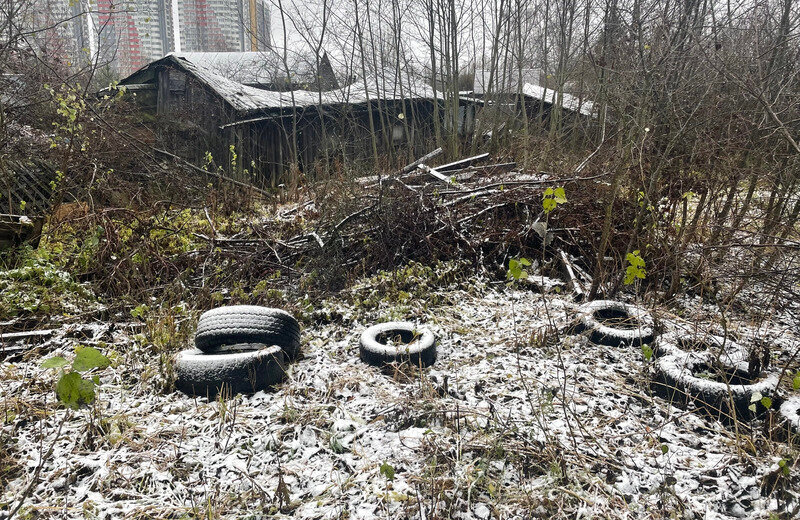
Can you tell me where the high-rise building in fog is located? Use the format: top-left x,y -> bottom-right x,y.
24,0 -> 271,77
23,0 -> 89,69
178,0 -> 271,53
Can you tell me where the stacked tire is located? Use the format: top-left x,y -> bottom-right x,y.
176,306 -> 301,398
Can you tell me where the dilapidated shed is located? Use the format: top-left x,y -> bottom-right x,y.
473,68 -> 596,129
118,54 -> 472,186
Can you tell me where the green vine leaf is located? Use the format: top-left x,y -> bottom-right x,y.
41,356 -> 69,369
56,372 -> 96,410
380,462 -> 396,481
72,346 -> 110,372
542,186 -> 567,214
507,258 -> 531,281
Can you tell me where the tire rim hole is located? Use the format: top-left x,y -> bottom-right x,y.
676,338 -> 718,353
593,308 -> 638,329
693,364 -> 757,385
376,330 -> 417,346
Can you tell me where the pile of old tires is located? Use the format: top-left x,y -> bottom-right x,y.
571,300 -> 798,435
175,306 -> 301,398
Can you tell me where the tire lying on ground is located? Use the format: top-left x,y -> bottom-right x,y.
195,306 -> 301,360
653,329 -> 743,360
779,396 -> 800,438
360,322 -> 437,368
570,300 -> 654,347
652,346 -> 780,422
175,344 -> 286,398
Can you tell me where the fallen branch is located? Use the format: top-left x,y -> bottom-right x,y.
0,329 -> 56,343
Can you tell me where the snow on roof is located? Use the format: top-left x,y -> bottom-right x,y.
122,55 -> 449,116
522,83 -> 595,117
473,68 -> 542,95
169,51 -> 317,87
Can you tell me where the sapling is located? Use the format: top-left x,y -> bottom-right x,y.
41,346 -> 110,410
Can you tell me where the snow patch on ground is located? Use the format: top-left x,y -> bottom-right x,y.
1,285 -> 799,518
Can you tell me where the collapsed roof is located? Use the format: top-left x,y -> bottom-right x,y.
472,68 -> 595,117
473,68 -> 542,96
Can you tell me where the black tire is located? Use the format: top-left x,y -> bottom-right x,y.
779,396 -> 800,437
359,322 -> 437,367
175,345 -> 286,398
195,306 -> 301,360
652,349 -> 779,422
571,300 -> 654,347
653,330 -> 744,361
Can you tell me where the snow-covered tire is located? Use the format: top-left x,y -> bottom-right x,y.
652,350 -> 779,422
779,396 -> 800,438
195,306 -> 301,359
571,300 -> 654,347
359,322 -> 437,367
175,345 -> 286,398
653,330 -> 743,360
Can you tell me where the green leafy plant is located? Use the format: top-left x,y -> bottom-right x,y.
778,459 -> 791,477
793,371 -> 800,391
641,344 -> 654,361
41,347 -> 110,409
624,250 -> 647,285
507,257 -> 531,281
380,461 -> 396,481
542,187 -> 567,214
749,391 -> 772,413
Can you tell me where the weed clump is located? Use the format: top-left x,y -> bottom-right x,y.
0,249 -> 98,321
348,260 -> 470,315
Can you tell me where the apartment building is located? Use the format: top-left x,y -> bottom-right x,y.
178,0 -> 271,53
24,0 -> 270,77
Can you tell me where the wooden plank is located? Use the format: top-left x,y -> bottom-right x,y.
442,162 -> 517,176
157,67 -> 170,115
0,329 -> 56,342
356,147 -> 443,186
398,148 -> 443,176
417,164 -> 458,185
560,250 -> 585,299
434,153 -> 490,172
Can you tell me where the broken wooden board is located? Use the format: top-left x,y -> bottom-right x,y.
560,250 -> 585,300
0,329 -> 57,343
435,153 -> 490,172
356,148 -> 444,186
417,164 -> 460,186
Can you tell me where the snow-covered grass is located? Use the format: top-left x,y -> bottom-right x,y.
1,278 -> 799,519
